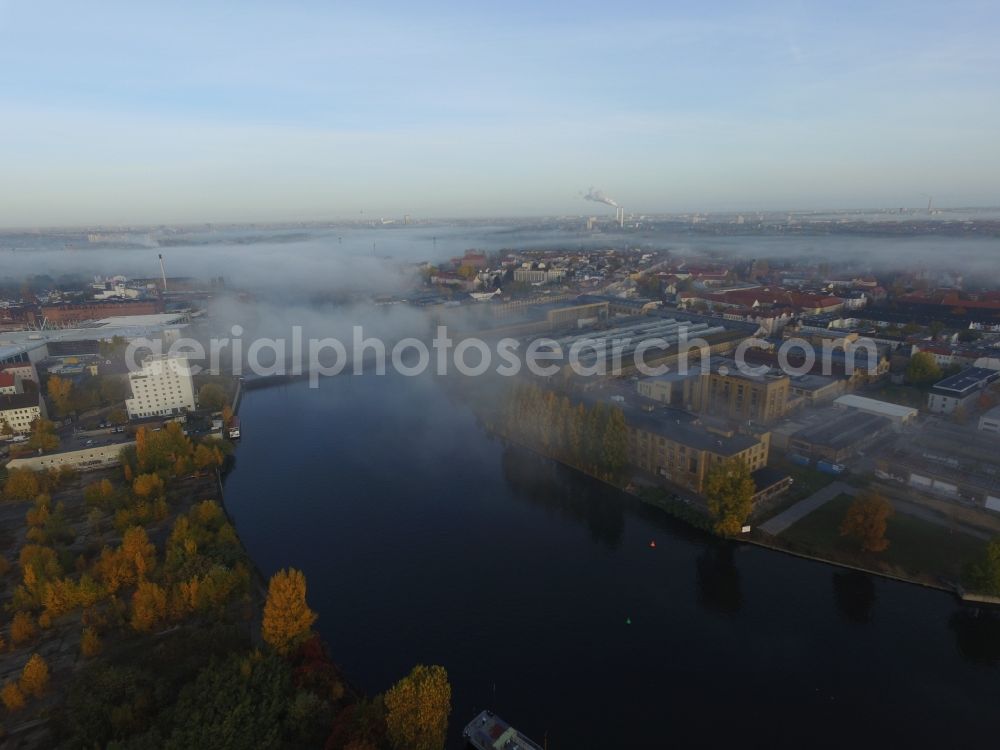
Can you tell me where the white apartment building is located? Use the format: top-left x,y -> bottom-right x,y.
125,354 -> 196,419
1,393 -> 43,434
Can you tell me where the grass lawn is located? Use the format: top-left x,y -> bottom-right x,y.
780,494 -> 987,583
753,457 -> 837,521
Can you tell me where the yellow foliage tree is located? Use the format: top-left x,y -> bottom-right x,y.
19,653 -> 49,698
1,681 -> 25,711
47,375 -> 74,416
130,581 -> 168,632
81,627 -> 101,657
121,526 -> 157,580
10,611 -> 38,646
262,568 -> 317,655
384,664 -> 452,750
132,473 -> 165,500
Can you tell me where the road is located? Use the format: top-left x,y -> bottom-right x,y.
758,480 -> 857,535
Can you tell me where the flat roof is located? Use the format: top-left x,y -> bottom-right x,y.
834,394 -> 918,419
932,367 -> 1000,395
624,405 -> 761,455
794,411 -> 891,449
790,373 -> 839,391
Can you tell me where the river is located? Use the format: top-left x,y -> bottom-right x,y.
223,373 -> 1000,747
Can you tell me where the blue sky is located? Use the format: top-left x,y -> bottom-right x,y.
1,0 -> 998,225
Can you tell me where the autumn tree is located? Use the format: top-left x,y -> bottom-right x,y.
840,491 -> 893,552
80,627 -> 102,657
83,478 -> 116,509
27,418 -> 59,453
47,375 -> 74,417
19,653 -> 50,698
10,611 -> 38,646
384,665 -> 452,750
132,473 -> 165,500
4,468 -> 40,502
1,681 -> 25,711
121,526 -> 157,580
906,351 -> 941,386
262,568 -> 317,655
193,443 -> 222,471
705,458 -> 755,536
130,581 -> 168,632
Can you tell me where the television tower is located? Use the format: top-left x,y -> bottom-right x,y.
158,253 -> 168,292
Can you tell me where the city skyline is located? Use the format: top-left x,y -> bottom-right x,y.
1,1 -> 998,226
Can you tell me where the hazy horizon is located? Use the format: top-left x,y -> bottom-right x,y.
2,1 -> 998,225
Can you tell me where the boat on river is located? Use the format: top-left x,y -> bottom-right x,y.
463,710 -> 544,750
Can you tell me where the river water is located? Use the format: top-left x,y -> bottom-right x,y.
223,373 -> 1000,748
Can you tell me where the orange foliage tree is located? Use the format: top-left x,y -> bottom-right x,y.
262,568 -> 317,655
840,491 -> 894,552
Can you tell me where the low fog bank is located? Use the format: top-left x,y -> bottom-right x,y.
3,224 -> 999,293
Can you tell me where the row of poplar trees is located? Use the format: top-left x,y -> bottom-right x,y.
501,382 -> 628,481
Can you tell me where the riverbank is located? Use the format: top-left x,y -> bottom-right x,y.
479,405 -> 995,605
222,372 -> 1000,747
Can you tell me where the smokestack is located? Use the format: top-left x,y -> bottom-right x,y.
619,207 -> 624,228
158,253 -> 168,293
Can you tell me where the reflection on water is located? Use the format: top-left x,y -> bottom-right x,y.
225,375 -> 1000,747
832,571 -> 877,625
695,545 -> 743,617
950,609 -> 1000,666
500,446 -> 625,550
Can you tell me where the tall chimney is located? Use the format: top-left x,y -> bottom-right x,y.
158,253 -> 168,293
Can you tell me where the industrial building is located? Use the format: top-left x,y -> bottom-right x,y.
789,373 -> 846,407
786,410 -> 893,463
927,367 -> 1000,415
624,406 -> 770,495
877,419 -> 1000,512
833,394 -> 918,426
979,405 -> 1000,435
698,359 -> 790,425
636,367 -> 702,408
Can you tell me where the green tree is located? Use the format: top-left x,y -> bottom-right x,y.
262,568 -> 317,655
163,652 -> 292,750
906,351 -> 941,386
963,536 -> 1000,595
705,458 -> 755,536
839,491 -> 893,552
99,376 -> 129,405
384,665 -> 451,750
601,407 -> 628,478
198,383 -> 228,412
